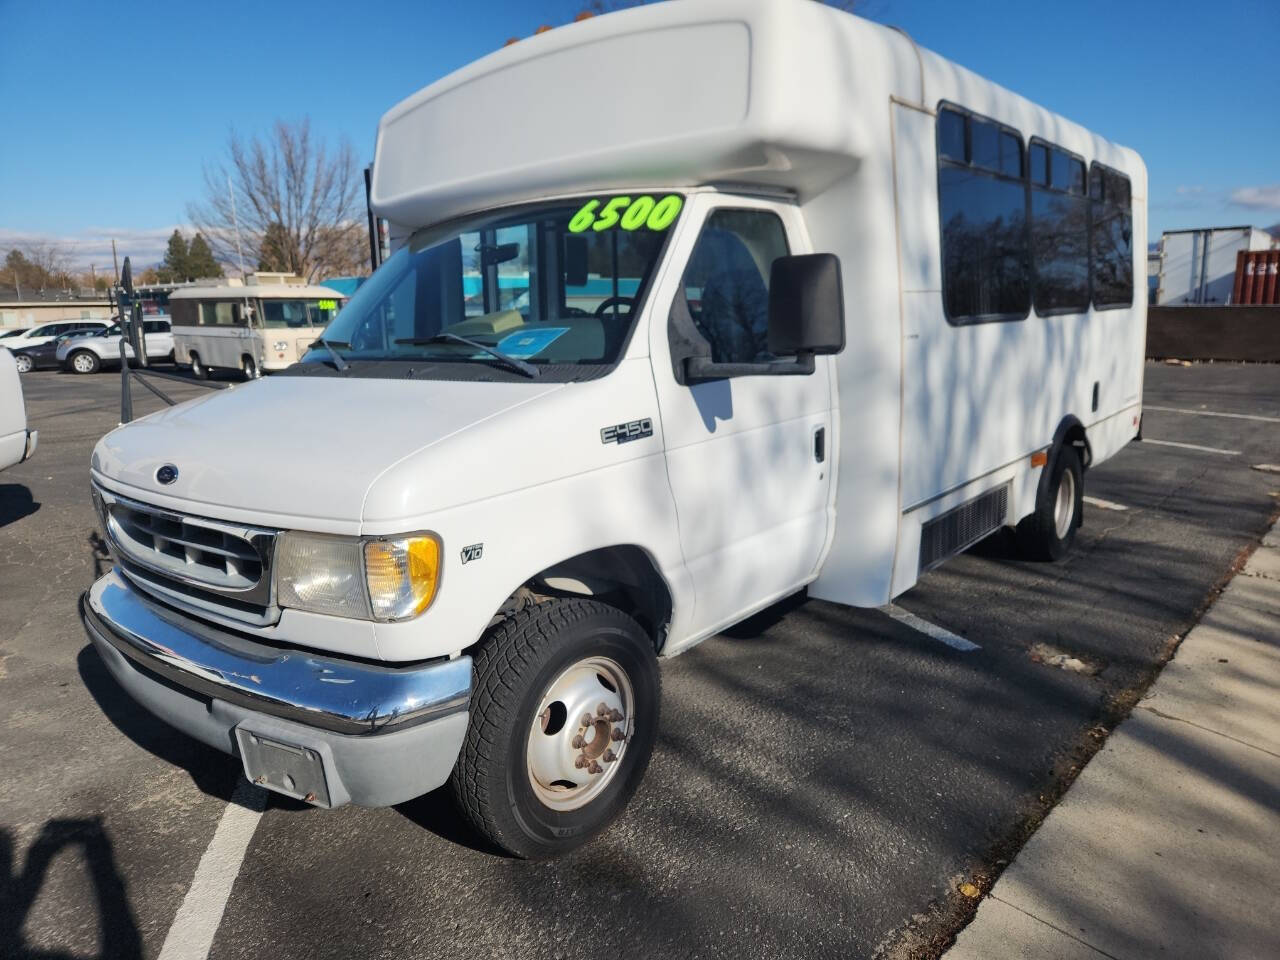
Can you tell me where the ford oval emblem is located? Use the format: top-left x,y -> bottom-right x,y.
156,464 -> 179,485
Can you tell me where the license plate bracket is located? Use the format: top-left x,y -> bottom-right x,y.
236,729 -> 332,807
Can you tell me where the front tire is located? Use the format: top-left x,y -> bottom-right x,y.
241,355 -> 258,381
450,598 -> 660,859
189,352 -> 209,380
69,350 -> 100,375
13,354 -> 33,374
1017,445 -> 1083,561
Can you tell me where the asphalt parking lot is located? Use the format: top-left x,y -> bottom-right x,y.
1,361 -> 1277,960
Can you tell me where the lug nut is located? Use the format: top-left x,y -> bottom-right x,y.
580,713 -> 593,728
610,729 -> 626,742
571,734 -> 586,749
597,702 -> 610,717
607,709 -> 623,723
574,755 -> 589,769
587,760 -> 603,775
603,749 -> 616,763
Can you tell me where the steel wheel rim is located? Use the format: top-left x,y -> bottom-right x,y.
526,655 -> 634,811
1054,467 -> 1075,539
73,354 -> 94,373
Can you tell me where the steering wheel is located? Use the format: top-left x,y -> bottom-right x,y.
594,296 -> 635,318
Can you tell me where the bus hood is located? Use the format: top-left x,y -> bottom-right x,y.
90,376 -> 563,530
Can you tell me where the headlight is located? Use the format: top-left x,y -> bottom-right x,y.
272,340 -> 289,351
275,531 -> 441,622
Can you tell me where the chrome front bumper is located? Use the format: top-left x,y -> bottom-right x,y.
82,570 -> 472,806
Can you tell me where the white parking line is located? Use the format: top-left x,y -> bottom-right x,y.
1083,495 -> 1128,512
1145,405 -> 1280,424
1142,438 -> 1241,456
158,779 -> 266,960
881,604 -> 980,652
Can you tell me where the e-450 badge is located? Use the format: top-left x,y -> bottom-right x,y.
600,418 -> 653,445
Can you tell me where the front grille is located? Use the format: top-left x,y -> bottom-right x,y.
94,484 -> 278,624
111,499 -> 262,589
919,484 -> 1009,573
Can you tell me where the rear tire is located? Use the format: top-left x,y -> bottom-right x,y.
190,353 -> 209,380
449,598 -> 660,859
69,350 -> 100,375
13,354 -> 33,374
1017,445 -> 1082,561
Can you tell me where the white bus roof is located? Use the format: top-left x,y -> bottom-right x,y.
371,0 -> 1144,231
167,284 -> 345,301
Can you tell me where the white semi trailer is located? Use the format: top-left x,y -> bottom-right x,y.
81,0 -> 1145,857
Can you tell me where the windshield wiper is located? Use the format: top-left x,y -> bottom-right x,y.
394,333 -> 540,379
313,338 -> 350,373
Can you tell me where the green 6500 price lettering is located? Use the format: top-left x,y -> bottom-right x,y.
568,195 -> 683,234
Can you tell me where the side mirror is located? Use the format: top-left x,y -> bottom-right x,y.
767,254 -> 845,357
563,235 -> 589,287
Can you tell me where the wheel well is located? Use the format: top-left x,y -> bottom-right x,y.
487,546 -> 674,652
1060,419 -> 1092,471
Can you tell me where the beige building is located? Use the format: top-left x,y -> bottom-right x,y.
0,299 -> 114,330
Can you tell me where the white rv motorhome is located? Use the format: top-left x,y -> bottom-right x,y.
81,0 -> 1145,858
168,281 -> 344,379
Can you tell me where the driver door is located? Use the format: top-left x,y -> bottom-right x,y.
649,194 -> 835,640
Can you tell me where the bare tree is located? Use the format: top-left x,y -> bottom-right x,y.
189,119 -> 368,282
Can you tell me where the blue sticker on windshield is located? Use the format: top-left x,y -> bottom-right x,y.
495,327 -> 569,359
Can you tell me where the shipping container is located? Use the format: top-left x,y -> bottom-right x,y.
1234,249 -> 1280,305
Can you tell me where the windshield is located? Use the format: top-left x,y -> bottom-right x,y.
305,194 -> 682,380
260,299 -> 339,328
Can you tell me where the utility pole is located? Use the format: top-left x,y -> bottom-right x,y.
111,238 -> 120,284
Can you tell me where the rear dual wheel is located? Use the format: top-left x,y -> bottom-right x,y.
450,598 -> 659,859
1017,445 -> 1083,561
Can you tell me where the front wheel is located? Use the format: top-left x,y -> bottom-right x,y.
69,350 -> 100,375
450,598 -> 660,859
189,352 -> 209,381
1017,445 -> 1083,561
13,353 -> 33,374
241,355 -> 258,381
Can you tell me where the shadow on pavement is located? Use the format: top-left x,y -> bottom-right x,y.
0,818 -> 142,960
76,645 -> 241,802
0,484 -> 40,528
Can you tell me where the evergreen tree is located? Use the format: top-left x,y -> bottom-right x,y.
185,233 -> 223,279
257,222 -> 293,273
160,229 -> 190,282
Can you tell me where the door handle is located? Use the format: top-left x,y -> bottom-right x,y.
813,426 -> 826,464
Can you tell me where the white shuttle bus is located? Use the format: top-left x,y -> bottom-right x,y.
81,1 -> 1145,858
168,281 -> 344,379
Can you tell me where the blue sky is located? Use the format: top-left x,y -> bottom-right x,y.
2,0 -> 1278,268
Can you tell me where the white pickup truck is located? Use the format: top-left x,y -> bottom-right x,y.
0,349 -> 38,471
81,0 -> 1145,858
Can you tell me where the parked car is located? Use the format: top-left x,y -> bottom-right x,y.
11,328 -> 105,373
2,319 -> 108,352
0,327 -> 31,340
58,318 -> 174,374
0,349 -> 37,470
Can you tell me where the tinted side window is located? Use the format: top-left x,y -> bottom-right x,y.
937,105 -> 1031,324
200,302 -> 236,326
680,209 -> 789,364
1091,164 -> 1134,309
1030,140 -> 1090,314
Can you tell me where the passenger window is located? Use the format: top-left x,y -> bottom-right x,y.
680,209 -> 789,364
1091,164 -> 1133,309
1030,140 -> 1090,314
937,105 -> 1030,324
200,302 -> 235,326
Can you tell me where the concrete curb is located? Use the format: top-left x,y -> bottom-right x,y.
944,526 -> 1280,960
